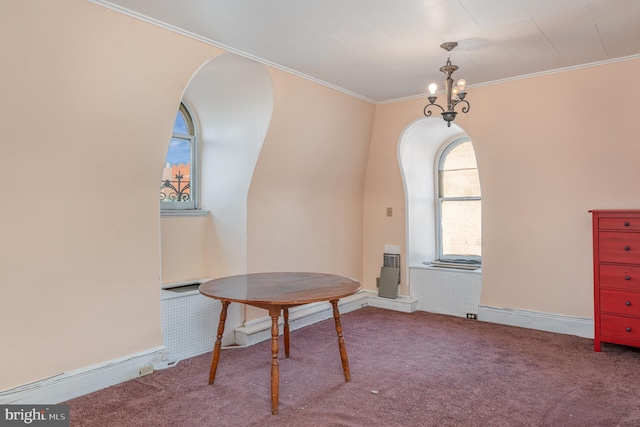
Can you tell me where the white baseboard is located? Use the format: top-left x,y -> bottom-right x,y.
0,346 -> 166,405
0,290 -> 403,405
235,291 -> 369,347
5,290 -> 593,405
4,298 -> 593,405
478,305 -> 594,339
367,292 -> 418,313
234,290 -> 417,346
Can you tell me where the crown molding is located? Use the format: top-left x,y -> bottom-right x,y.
87,1 -> 640,107
87,0 -> 376,104
380,53 -> 640,105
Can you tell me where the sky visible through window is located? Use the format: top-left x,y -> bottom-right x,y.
167,139 -> 190,165
166,111 -> 190,165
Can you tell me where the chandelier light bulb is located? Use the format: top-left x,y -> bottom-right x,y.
457,79 -> 466,92
452,86 -> 459,96
428,83 -> 438,95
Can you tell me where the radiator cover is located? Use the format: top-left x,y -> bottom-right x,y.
161,289 -> 243,363
409,266 -> 482,318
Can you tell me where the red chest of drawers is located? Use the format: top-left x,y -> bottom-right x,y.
591,210 -> 640,351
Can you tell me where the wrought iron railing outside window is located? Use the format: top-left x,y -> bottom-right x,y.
160,170 -> 190,202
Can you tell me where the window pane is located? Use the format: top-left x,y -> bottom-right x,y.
173,110 -> 188,135
165,138 -> 190,165
440,141 -> 480,197
441,199 -> 481,257
160,138 -> 191,203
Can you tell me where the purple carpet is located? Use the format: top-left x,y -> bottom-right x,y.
66,307 -> 640,426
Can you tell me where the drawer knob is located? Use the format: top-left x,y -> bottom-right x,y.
625,246 -> 631,251
626,276 -> 631,280
625,222 -> 630,227
626,301 -> 632,306
627,327 -> 632,332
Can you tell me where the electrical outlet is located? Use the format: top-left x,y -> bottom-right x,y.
466,313 -> 477,320
139,365 -> 154,377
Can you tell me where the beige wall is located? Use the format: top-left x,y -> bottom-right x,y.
363,103 -> 415,294
161,216 -> 209,284
246,67 -> 375,320
0,0 -> 374,391
0,0 -> 220,390
364,58 -> 640,318
248,67 -> 375,276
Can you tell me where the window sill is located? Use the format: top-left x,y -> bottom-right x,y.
161,209 -> 210,217
417,262 -> 482,273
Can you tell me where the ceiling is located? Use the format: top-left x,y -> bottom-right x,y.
95,0 -> 640,103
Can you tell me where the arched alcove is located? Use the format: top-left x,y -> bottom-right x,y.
398,117 -> 469,267
161,53 -> 274,284
159,54 -> 274,362
398,117 -> 482,318
186,53 -> 274,277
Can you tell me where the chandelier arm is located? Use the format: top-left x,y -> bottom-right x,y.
424,103 -> 445,117
450,99 -> 470,114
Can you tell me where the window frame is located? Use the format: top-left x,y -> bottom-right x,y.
161,102 -> 200,212
434,137 -> 481,265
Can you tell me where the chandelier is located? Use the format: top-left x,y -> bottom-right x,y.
423,42 -> 470,127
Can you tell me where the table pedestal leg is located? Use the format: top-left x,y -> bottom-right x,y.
209,300 -> 230,385
269,307 -> 280,415
283,308 -> 290,358
331,300 -> 351,382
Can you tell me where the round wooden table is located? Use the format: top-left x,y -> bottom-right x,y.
199,272 -> 361,415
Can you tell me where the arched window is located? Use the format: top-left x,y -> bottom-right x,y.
436,138 -> 481,264
160,103 -> 198,211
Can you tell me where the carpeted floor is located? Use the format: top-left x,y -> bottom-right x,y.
66,307 -> 640,426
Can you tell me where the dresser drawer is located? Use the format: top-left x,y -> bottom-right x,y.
600,289 -> 640,316
599,216 -> 640,231
599,264 -> 640,291
600,314 -> 640,343
598,232 -> 640,264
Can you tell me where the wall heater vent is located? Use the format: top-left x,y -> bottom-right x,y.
384,253 -> 400,269
161,285 -> 242,363
409,266 -> 481,318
